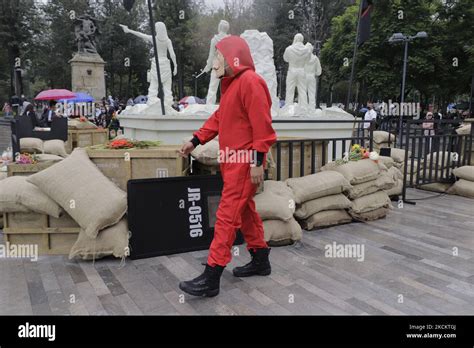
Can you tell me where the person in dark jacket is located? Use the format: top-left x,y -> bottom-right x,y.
22,104 -> 38,129
40,101 -> 59,127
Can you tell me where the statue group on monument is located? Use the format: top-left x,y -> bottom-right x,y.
283,33 -> 322,110
74,14 -> 100,55
118,19 -> 322,117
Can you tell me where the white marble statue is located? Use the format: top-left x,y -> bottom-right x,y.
203,20 -> 230,104
304,43 -> 322,110
241,30 -> 279,117
120,22 -> 177,108
283,33 -> 311,108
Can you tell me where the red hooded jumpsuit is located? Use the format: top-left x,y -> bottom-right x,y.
193,36 -> 277,267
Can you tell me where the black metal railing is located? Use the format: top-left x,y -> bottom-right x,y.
401,119 -> 473,202
271,120 -> 374,181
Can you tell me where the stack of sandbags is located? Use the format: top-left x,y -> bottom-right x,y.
372,131 -> 396,152
286,171 -> 353,230
322,159 -> 393,221
448,166 -> 474,198
19,137 -> 69,159
377,155 -> 404,196
254,180 -> 301,246
456,123 -> 471,135
387,148 -> 410,170
26,148 -> 129,260
0,176 -> 62,230
384,166 -> 404,197
416,151 -> 456,193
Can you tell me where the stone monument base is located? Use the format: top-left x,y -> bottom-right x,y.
69,53 -> 106,102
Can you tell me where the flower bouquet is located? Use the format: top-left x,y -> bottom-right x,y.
335,144 -> 379,165
15,153 -> 38,165
104,138 -> 162,150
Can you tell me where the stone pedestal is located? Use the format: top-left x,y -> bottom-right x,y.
69,53 -> 106,101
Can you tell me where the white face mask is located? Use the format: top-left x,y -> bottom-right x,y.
213,51 -> 226,79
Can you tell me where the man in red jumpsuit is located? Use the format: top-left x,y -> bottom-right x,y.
179,36 -> 277,297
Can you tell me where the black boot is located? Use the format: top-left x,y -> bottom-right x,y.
233,248 -> 271,277
179,264 -> 225,297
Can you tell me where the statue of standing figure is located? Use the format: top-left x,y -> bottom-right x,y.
283,33 -> 311,108
304,43 -> 322,110
120,22 -> 177,107
203,20 -> 230,104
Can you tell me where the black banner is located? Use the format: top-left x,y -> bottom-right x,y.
358,0 -> 374,46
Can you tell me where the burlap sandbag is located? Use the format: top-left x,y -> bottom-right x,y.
389,148 -> 411,163
286,171 -> 351,204
263,180 -> 295,199
68,119 -> 98,129
294,193 -> 351,220
455,124 -> 471,135
0,176 -> 62,216
373,131 -> 396,144
419,182 -> 452,193
347,172 -> 395,199
425,151 -> 457,169
19,137 -> 43,153
263,217 -> 302,246
300,209 -> 352,230
189,138 -> 219,166
350,191 -> 392,214
387,166 -> 403,181
43,139 -> 68,158
385,179 -> 403,196
255,192 -> 294,221
27,148 -> 127,238
36,154 -> 64,162
453,166 -> 474,181
378,156 -> 394,169
448,179 -> 474,198
322,159 -> 381,185
69,219 -> 130,260
350,207 -> 389,221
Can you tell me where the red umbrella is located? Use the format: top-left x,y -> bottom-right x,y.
34,89 -> 76,101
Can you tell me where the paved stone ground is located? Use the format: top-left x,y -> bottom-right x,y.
0,189 -> 473,315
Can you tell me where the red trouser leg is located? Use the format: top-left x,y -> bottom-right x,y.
207,163 -> 261,267
240,197 -> 268,251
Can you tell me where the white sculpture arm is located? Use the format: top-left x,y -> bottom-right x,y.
120,24 -> 152,43
314,56 -> 322,77
204,37 -> 217,72
168,39 -> 178,76
283,47 -> 290,63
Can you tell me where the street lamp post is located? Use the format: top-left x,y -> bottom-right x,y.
193,72 -> 198,96
388,31 -> 428,147
122,0 -> 165,115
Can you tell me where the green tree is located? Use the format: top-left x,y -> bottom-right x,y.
321,0 -> 474,109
